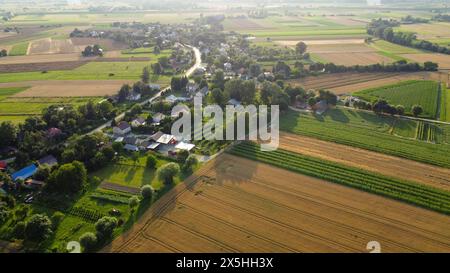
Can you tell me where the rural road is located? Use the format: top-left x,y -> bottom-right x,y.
88,45 -> 202,134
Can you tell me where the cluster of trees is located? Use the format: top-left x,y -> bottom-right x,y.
79,216 -> 118,252
61,133 -> 115,172
432,14 -> 450,22
118,80 -> 156,103
82,45 -> 103,57
151,56 -> 171,75
40,100 -> 116,135
367,18 -> 450,54
352,98 -> 423,117
0,49 -> 7,57
0,99 -> 118,168
401,15 -> 429,24
170,76 -> 189,92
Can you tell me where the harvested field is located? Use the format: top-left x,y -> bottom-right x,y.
286,72 -> 443,94
2,80 -> 133,97
28,38 -> 80,55
0,61 -> 88,73
313,52 -> 393,66
401,53 -> 450,69
278,132 -> 450,191
276,39 -> 366,46
104,154 -> 450,253
0,53 -> 83,64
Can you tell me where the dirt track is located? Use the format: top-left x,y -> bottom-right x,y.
104,154 -> 450,253
279,132 -> 450,191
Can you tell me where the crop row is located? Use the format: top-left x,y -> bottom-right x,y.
229,142 -> 450,215
90,192 -> 131,205
280,109 -> 450,168
68,206 -> 104,223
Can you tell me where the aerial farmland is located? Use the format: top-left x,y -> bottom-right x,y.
1,0 -> 450,259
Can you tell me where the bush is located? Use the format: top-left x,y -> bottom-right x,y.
0,206 -> 9,224
140,185 -> 154,200
24,214 -> 53,242
95,216 -> 118,239
176,150 -> 189,163
157,163 -> 180,185
129,196 -> 140,209
12,221 -> 26,239
79,232 -> 98,252
182,154 -> 198,173
146,155 -> 157,169
51,212 -> 65,230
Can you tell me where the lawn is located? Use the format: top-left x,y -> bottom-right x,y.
280,108 -> 450,168
230,142 -> 450,215
92,153 -> 176,190
8,42 -> 29,56
353,80 -> 440,119
0,62 -> 171,84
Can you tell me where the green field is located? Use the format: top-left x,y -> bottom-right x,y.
0,95 -> 102,124
280,108 -> 450,168
354,80 -> 440,119
0,86 -> 29,100
119,48 -> 172,59
229,142 -> 450,214
0,62 -> 170,83
440,86 -> 450,122
8,42 -> 29,56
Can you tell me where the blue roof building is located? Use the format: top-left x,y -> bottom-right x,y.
11,164 -> 38,181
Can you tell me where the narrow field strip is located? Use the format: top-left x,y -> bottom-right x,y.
229,142 -> 450,215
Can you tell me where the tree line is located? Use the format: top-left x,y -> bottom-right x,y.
367,18 -> 450,55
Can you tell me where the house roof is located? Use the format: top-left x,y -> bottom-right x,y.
133,117 -> 146,124
38,155 -> 58,166
47,127 -> 62,137
175,142 -> 195,151
151,131 -> 164,141
147,142 -> 160,150
117,121 -> 130,131
0,161 -> 7,169
228,99 -> 241,106
153,113 -> 166,122
124,136 -> 137,145
114,137 -> 124,142
156,134 -> 175,144
124,144 -> 139,151
12,164 -> 38,181
171,107 -> 190,118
